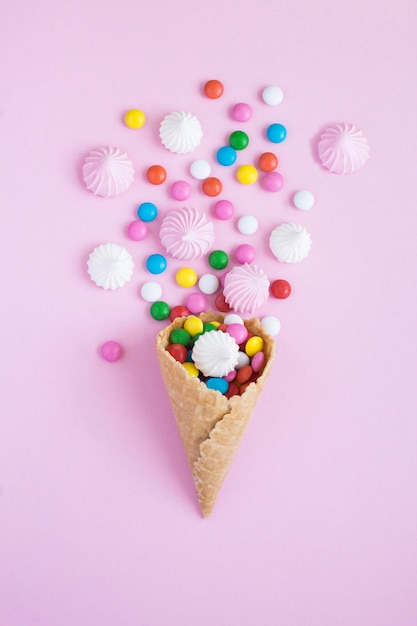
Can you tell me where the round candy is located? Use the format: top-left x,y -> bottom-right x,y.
208,250 -> 229,270
182,362 -> 199,377
171,180 -> 191,201
198,273 -> 220,294
170,328 -> 191,346
167,343 -> 188,363
183,315 -> 204,336
237,215 -> 258,235
245,335 -> 264,357
140,281 -> 163,302
262,85 -> 284,106
204,79 -> 224,99
293,190 -> 315,211
224,313 -> 244,325
262,171 -> 284,192
214,199 -> 235,220
150,301 -> 171,321
101,340 -> 122,362
214,293 -> 231,312
261,315 -> 281,336
202,177 -> 222,196
185,292 -> 207,314
227,323 -> 248,345
146,253 -> 167,274
258,152 -> 278,172
146,164 -> 166,185
237,164 -> 258,185
190,159 -> 211,180
206,377 -> 229,394
266,123 -> 287,143
169,305 -> 190,321
138,202 -> 158,222
271,279 -> 291,299
176,267 -> 197,288
127,220 -> 148,241
124,109 -> 146,129
216,146 -> 237,166
235,243 -> 256,264
231,103 -> 252,122
229,130 -> 249,150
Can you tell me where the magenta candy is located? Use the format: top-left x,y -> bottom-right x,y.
224,369 -> 237,382
231,103 -> 252,122
101,340 -> 122,362
127,220 -> 148,241
235,243 -> 256,264
185,292 -> 207,314
227,323 -> 248,345
262,171 -> 284,192
171,180 -> 191,201
214,199 -> 235,220
251,351 -> 265,372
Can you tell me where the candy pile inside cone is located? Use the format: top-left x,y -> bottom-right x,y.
156,312 -> 275,517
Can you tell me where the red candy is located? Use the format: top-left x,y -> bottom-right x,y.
202,177 -> 222,197
258,152 -> 278,172
236,365 -> 253,384
167,343 -> 188,363
215,293 -> 231,313
225,382 -> 240,399
146,164 -> 167,185
271,279 -> 291,299
169,305 -> 190,322
204,79 -> 224,99
217,323 -> 228,332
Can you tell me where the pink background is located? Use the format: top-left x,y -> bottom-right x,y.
1,1 -> 417,624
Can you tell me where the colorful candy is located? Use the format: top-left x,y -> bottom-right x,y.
140,281 -> 163,302
146,164 -> 166,185
202,177 -> 222,196
171,180 -> 191,201
271,279 -> 291,299
262,171 -> 284,192
237,215 -> 258,235
150,301 -> 171,321
208,250 -> 229,270
185,292 -> 207,314
204,79 -> 224,99
216,146 -> 237,166
266,123 -> 287,143
198,273 -> 220,294
127,220 -> 148,241
258,152 -> 278,172
190,159 -> 211,179
101,340 -> 122,362
234,243 -> 256,264
229,130 -> 249,150
124,109 -> 146,129
262,86 -> 284,106
293,190 -> 315,210
231,103 -> 252,122
237,164 -> 258,185
214,199 -> 235,220
176,267 -> 197,288
169,305 -> 190,321
146,253 -> 167,274
138,202 -> 158,222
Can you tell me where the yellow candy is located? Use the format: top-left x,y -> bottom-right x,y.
124,109 -> 146,129
245,335 -> 264,357
183,315 -> 204,336
182,362 -> 199,377
176,267 -> 197,288
210,321 -> 220,328
237,164 -> 258,185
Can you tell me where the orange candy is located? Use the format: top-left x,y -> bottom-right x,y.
202,177 -> 222,196
146,164 -> 167,185
204,79 -> 224,99
258,152 -> 278,172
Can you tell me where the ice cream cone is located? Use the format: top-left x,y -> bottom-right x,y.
156,312 -> 275,517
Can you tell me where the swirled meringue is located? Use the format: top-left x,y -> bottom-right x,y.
269,223 -> 312,263
87,243 -> 134,289
159,111 -> 203,154
318,122 -> 369,174
223,264 -> 270,314
159,207 -> 214,260
192,330 -> 239,377
82,146 -> 135,197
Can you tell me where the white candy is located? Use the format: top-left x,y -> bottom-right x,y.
224,313 -> 244,325
261,315 -> 281,336
190,159 -> 211,180
140,281 -> 162,302
236,351 -> 250,369
293,190 -> 315,211
198,273 -> 219,295
237,215 -> 259,235
262,85 -> 284,106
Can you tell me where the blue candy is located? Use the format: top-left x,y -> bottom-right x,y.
146,253 -> 167,274
266,123 -> 287,143
216,146 -> 237,166
138,202 -> 158,222
206,377 -> 229,394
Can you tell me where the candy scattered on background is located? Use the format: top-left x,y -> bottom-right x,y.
293,190 -> 315,211
101,340 -> 123,362
124,109 -> 146,129
262,85 -> 284,106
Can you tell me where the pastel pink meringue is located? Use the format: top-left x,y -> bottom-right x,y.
159,207 -> 214,260
82,146 -> 135,197
318,122 -> 369,174
223,264 -> 270,314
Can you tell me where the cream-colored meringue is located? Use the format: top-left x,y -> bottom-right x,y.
318,122 -> 369,174
269,223 -> 312,263
192,330 -> 239,377
159,111 -> 203,154
159,207 -> 214,260
223,264 -> 270,314
82,146 -> 135,197
87,243 -> 134,289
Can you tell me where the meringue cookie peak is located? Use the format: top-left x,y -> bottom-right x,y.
192,330 -> 239,377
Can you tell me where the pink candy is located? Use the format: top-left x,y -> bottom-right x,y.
262,171 -> 284,192
171,180 -> 191,201
231,103 -> 252,122
251,351 -> 265,372
185,292 -> 207,314
127,220 -> 148,241
101,340 -> 122,362
235,244 -> 256,264
214,199 -> 235,220
227,323 -> 248,345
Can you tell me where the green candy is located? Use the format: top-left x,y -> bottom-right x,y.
209,249 -> 229,270
229,130 -> 249,150
150,301 -> 171,321
203,323 -> 217,333
169,328 -> 191,346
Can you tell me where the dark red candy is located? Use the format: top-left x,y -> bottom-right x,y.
167,343 -> 188,363
215,293 -> 231,312
225,382 -> 240,399
271,279 -> 291,299
169,305 -> 191,321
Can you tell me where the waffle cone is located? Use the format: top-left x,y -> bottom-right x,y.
156,312 -> 275,517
